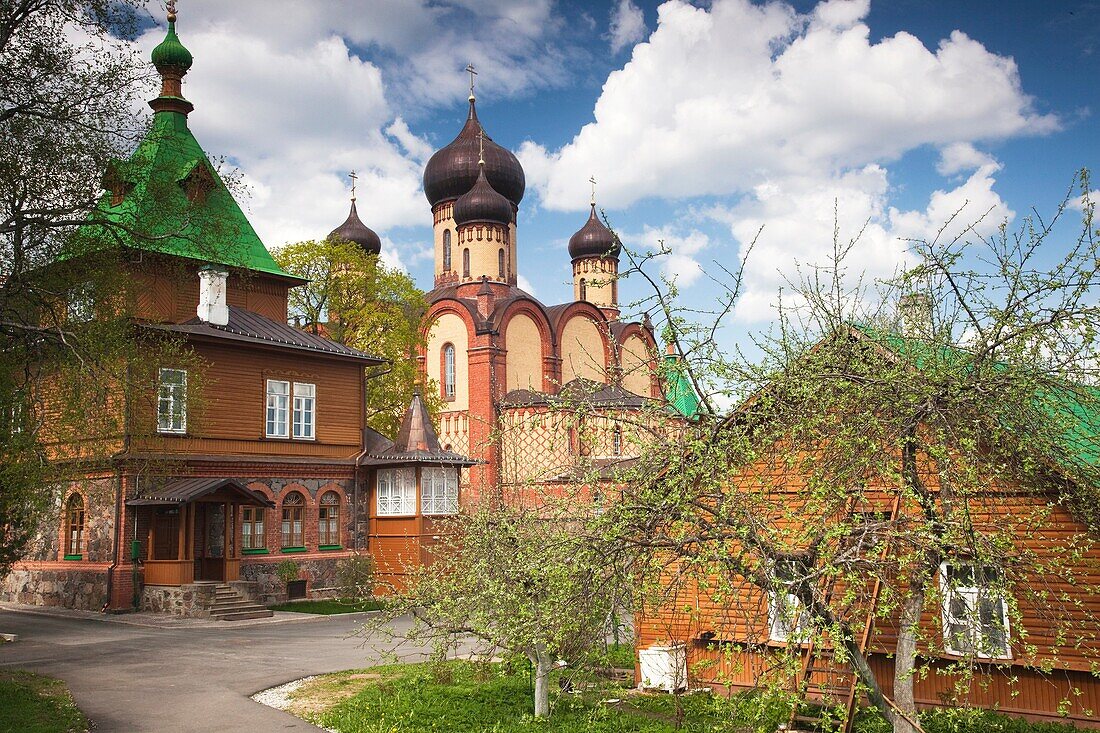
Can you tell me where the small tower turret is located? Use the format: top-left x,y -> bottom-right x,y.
451,132 -> 515,287
568,178 -> 620,316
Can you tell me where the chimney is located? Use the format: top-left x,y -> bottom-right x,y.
899,292 -> 932,339
197,266 -> 229,326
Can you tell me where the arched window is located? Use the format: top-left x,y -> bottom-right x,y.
442,343 -> 456,400
319,491 -> 340,547
281,491 -> 304,549
65,494 -> 84,558
498,248 -> 505,278
462,248 -> 470,278
443,230 -> 452,271
579,278 -> 587,302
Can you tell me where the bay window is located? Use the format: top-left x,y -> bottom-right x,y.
421,467 -> 458,515
376,468 -> 415,516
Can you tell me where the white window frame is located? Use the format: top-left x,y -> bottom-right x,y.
266,380 -> 289,438
768,560 -> 810,643
292,382 -> 316,440
376,467 -> 416,516
939,562 -> 1012,660
67,282 -> 94,323
421,466 -> 458,515
157,368 -> 187,434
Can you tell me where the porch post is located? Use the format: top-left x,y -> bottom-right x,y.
177,506 -> 186,561
147,515 -> 155,561
223,502 -> 231,580
186,503 -> 195,560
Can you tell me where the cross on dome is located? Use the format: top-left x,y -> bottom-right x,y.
465,63 -> 478,101
589,175 -> 597,206
166,0 -> 177,22
349,170 -> 358,201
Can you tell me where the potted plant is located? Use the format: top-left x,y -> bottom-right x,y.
276,560 -> 306,600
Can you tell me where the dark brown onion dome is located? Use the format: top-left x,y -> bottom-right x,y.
328,200 -> 381,255
423,97 -> 525,207
453,165 -> 513,227
568,203 -> 620,261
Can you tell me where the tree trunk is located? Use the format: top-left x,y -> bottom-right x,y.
892,584 -> 925,733
528,645 -> 552,719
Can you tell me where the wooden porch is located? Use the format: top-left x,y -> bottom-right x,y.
128,478 -> 273,587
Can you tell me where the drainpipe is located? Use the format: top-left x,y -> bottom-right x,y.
103,360 -> 134,613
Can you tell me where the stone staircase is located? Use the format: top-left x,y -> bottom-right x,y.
209,584 -> 273,621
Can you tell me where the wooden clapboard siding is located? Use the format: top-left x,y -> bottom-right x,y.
128,339 -> 363,457
636,440 -> 1100,725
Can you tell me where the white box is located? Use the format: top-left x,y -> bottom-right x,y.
638,644 -> 687,692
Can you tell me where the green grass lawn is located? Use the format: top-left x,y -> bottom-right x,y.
0,670 -> 89,733
283,661 -> 1091,733
268,598 -> 384,614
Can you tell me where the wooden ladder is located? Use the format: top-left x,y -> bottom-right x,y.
787,495 -> 902,733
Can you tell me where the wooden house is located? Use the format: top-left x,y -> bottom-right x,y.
1,12 -> 392,617
633,325 -> 1100,728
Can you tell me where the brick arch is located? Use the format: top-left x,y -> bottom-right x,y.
499,301 -> 554,393
610,322 -> 660,398
552,304 -> 613,388
423,301 -> 476,410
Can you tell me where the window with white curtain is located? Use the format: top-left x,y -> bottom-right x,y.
157,368 -> 187,434
421,466 -> 458,515
376,467 -> 416,516
940,562 -> 1012,659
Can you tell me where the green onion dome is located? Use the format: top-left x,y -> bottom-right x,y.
151,21 -> 193,75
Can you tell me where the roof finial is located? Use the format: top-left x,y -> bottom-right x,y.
465,63 -> 478,101
349,170 -> 358,202
589,175 -> 597,207
477,128 -> 485,167
166,0 -> 177,23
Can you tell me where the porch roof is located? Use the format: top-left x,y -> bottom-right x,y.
126,477 -> 275,507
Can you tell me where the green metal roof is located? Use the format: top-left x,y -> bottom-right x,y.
851,323 -> 1100,473
76,24 -> 295,280
662,353 -> 703,419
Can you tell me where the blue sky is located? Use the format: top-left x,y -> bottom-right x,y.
130,0 -> 1098,349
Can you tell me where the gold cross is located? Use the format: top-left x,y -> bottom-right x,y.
589,176 -> 597,206
477,129 -> 485,166
349,170 -> 358,201
166,0 -> 177,22
465,63 -> 478,98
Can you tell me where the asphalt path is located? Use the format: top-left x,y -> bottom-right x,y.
0,609 -> 427,732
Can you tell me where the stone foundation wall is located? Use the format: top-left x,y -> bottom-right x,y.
240,557 -> 343,604
1,566 -> 108,610
140,583 -> 217,617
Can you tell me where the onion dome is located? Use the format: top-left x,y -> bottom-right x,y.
568,203 -> 620,261
453,165 -> 513,227
423,97 -> 525,207
329,200 -> 381,255
151,17 -> 193,75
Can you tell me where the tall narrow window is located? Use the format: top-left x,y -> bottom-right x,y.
579,278 -> 587,302
498,248 -> 505,278
157,368 -> 187,434
266,380 -> 290,437
443,230 -> 452,271
319,491 -> 340,546
940,563 -> 1011,659
462,248 -> 470,278
612,425 -> 623,456
443,344 -> 456,400
281,492 -> 304,548
376,468 -> 416,516
67,282 -> 94,323
65,494 -> 84,558
293,382 -> 315,439
421,467 -> 458,515
243,507 -> 265,550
